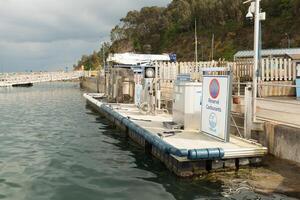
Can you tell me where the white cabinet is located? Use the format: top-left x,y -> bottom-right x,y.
173,82 -> 202,131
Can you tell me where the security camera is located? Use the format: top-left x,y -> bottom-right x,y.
246,10 -> 253,19
246,2 -> 255,19
246,6 -> 253,19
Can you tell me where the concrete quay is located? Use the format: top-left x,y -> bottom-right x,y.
232,96 -> 300,163
84,93 -> 267,177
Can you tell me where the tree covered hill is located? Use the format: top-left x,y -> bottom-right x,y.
74,0 -> 300,70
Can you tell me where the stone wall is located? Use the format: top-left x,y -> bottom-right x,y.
252,122 -> 300,163
80,77 -> 105,93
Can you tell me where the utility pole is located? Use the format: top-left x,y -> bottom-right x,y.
102,44 -> 106,70
252,0 -> 260,122
211,33 -> 214,61
201,45 -> 204,61
244,0 -> 265,123
195,19 -> 198,65
102,43 -> 106,94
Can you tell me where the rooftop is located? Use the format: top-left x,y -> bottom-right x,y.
234,48 -> 300,59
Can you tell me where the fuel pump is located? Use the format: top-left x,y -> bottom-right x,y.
139,62 -> 165,115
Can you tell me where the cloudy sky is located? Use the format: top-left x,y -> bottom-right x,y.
0,0 -> 170,72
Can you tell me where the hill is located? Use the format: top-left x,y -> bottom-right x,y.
74,0 -> 300,70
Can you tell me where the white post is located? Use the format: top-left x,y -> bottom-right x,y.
244,83 -> 253,139
252,0 -> 260,122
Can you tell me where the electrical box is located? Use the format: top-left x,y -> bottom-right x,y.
173,81 -> 202,131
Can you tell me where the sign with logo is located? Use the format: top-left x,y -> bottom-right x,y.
201,75 -> 232,142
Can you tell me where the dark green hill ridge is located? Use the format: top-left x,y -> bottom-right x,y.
74,0 -> 300,70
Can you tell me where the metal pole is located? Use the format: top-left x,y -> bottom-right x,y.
102,43 -> 107,94
211,34 -> 214,61
244,83 -> 253,138
102,44 -> 106,69
195,19 -> 198,64
201,45 -> 204,61
253,0 -> 260,122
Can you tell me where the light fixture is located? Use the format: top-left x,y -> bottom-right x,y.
144,67 -> 155,78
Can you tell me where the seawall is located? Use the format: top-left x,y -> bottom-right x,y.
80,77 -> 105,93
253,122 -> 300,163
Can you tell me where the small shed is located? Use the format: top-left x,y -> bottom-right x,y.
234,48 -> 300,64
233,48 -> 300,97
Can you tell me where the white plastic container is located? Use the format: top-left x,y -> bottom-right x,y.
173,82 -> 202,131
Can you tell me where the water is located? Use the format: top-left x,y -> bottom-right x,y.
0,82 -> 299,200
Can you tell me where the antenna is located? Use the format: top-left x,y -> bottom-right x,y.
211,33 -> 214,61
243,0 -> 252,4
195,19 -> 198,64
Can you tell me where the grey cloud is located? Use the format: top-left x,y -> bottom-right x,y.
0,0 -> 170,72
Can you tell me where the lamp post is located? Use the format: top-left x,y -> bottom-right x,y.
101,43 -> 107,94
244,0 -> 266,122
102,44 -> 106,70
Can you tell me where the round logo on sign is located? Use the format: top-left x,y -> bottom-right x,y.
209,79 -> 220,99
209,112 -> 217,132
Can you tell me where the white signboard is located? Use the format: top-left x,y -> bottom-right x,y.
201,75 -> 231,142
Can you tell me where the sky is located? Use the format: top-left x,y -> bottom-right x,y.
0,0 -> 170,72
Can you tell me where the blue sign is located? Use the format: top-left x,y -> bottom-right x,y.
169,53 -> 177,62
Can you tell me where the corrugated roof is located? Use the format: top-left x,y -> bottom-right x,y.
234,48 -> 300,58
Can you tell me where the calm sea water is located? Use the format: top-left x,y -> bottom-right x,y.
0,82 -> 298,200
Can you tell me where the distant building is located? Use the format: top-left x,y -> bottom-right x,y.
234,48 -> 300,64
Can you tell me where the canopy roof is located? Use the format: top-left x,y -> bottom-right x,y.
107,53 -> 170,65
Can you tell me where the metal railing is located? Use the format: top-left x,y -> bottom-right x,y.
232,81 -> 300,130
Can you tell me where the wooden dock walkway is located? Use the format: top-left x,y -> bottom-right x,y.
84,93 -> 267,177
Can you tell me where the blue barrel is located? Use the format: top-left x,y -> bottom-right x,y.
187,148 -> 224,160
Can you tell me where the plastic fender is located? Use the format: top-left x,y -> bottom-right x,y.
175,149 -> 189,157
135,127 -> 144,137
187,148 -> 225,160
121,117 -> 130,126
207,148 -> 222,159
